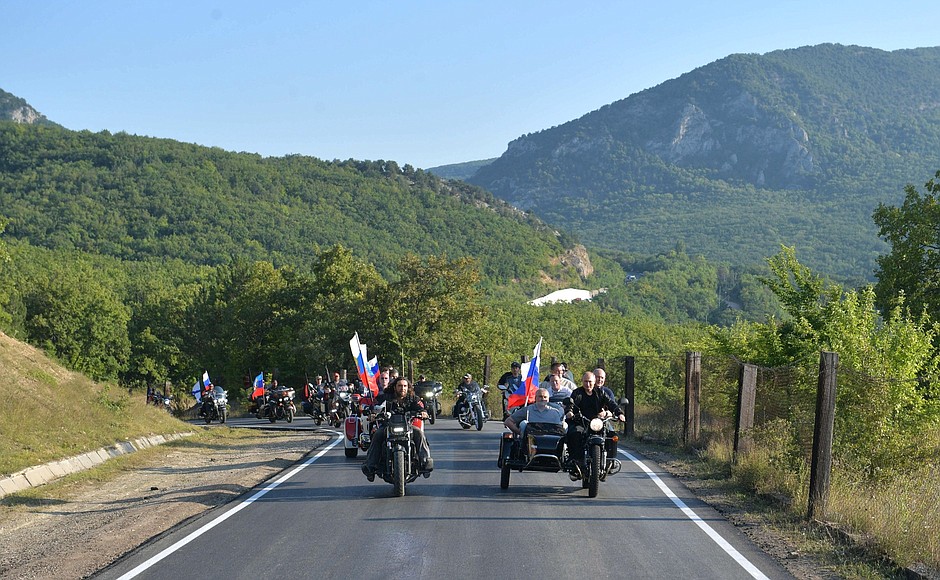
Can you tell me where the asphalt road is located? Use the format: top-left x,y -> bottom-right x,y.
95,416 -> 793,579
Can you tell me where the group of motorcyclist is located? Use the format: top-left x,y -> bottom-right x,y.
244,358 -> 625,484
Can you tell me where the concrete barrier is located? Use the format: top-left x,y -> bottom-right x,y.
0,432 -> 195,499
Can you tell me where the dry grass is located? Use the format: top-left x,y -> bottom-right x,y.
0,331 -> 188,475
827,461 -> 940,571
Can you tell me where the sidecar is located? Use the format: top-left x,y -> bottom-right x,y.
498,421 -> 567,490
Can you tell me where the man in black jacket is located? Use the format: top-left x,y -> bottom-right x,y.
361,377 -> 432,481
564,371 -> 624,467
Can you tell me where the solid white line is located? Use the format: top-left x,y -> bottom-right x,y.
115,434 -> 343,580
620,449 -> 771,580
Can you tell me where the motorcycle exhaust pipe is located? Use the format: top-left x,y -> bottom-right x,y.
607,458 -> 622,475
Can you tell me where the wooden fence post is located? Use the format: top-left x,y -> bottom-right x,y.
407,360 -> 414,382
734,363 -> 757,460
808,351 -> 838,521
624,356 -> 635,437
684,352 -> 701,444
483,355 -> 491,386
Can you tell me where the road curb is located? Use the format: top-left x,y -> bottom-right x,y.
0,432 -> 195,499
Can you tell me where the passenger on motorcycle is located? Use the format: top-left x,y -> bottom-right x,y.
593,367 -> 618,403
497,362 -> 523,418
503,388 -> 565,437
540,361 -> 577,393
453,373 -> 481,417
360,377 -> 433,481
546,374 -> 573,400
564,371 -> 625,466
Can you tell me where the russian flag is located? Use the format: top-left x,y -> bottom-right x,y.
202,371 -> 212,389
507,338 -> 542,410
251,372 -> 265,400
349,332 -> 379,396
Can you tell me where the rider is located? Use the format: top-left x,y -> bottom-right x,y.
564,371 -> 625,468
453,373 -> 481,418
503,388 -> 565,438
594,367 -> 617,402
497,362 -> 523,418
361,377 -> 433,481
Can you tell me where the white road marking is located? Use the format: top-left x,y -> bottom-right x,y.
620,449 -> 771,580
116,434 -> 343,580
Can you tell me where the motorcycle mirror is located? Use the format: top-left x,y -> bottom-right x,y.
497,384 -> 508,391
619,397 -> 629,406
563,397 -> 572,406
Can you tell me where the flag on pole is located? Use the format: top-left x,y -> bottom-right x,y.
508,338 -> 542,409
194,370 -> 213,401
349,332 -> 379,396
251,372 -> 265,400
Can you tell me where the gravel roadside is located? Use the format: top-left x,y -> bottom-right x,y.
0,430 -> 331,580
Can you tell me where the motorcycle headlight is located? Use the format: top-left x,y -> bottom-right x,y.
590,418 -> 605,432
392,426 -> 405,434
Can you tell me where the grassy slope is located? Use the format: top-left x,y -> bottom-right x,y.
0,330 -> 189,475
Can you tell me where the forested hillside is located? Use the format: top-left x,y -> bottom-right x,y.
469,44 -> 940,282
0,122 -> 571,285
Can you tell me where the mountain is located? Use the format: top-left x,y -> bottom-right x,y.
0,116 -> 583,289
0,89 -> 58,126
426,158 -> 496,181
468,44 -> 940,282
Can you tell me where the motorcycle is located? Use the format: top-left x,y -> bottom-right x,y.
265,386 -> 296,423
199,386 -> 228,424
344,393 -> 379,458
413,380 -> 443,425
329,385 -> 351,427
374,410 -> 429,497
456,383 -> 489,430
565,406 -> 623,498
302,389 -> 326,425
498,399 -> 623,498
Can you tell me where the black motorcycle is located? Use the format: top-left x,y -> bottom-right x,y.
302,389 -> 326,425
375,411 -> 429,497
456,383 -> 489,430
413,380 -> 443,424
199,386 -> 228,424
265,386 -> 296,423
566,406 -> 623,498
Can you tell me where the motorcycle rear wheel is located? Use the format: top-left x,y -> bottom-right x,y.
344,447 -> 358,458
500,462 -> 511,489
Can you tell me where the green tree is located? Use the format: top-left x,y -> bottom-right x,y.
22,260 -> 131,380
873,170 -> 940,325
379,254 -> 490,380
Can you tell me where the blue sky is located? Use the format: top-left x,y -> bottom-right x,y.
3,1 -> 939,169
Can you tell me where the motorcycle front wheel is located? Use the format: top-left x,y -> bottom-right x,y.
220,408 -> 227,424
286,408 -> 294,423
474,407 -> 484,431
428,400 -> 436,425
588,445 -> 602,498
393,448 -> 406,497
